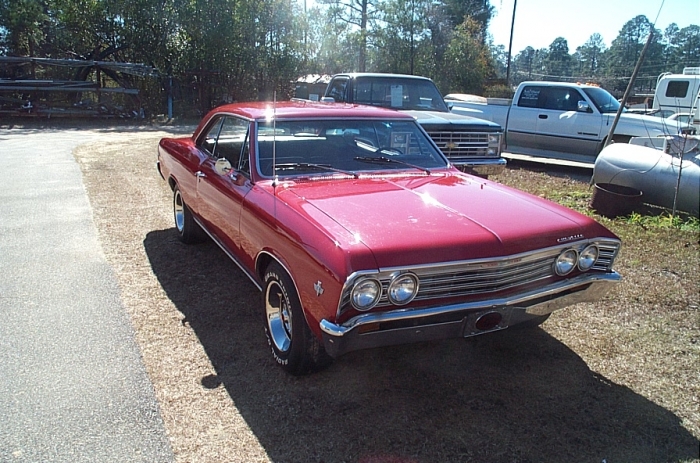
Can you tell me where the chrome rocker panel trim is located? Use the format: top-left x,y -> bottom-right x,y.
320,271 -> 620,357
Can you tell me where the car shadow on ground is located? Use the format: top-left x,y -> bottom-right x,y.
144,229 -> 698,463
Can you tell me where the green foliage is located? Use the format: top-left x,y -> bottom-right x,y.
441,17 -> 491,94
625,212 -> 700,233
505,15 -> 698,91
0,1 -> 697,114
602,15 -> 664,92
545,37 -> 572,77
0,0 -> 48,57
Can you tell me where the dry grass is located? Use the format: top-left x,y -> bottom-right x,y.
73,130 -> 699,463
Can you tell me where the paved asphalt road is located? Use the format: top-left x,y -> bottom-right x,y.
0,128 -> 173,462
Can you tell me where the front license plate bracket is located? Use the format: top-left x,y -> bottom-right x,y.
462,308 -> 513,337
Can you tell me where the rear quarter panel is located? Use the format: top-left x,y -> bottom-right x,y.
158,137 -> 202,210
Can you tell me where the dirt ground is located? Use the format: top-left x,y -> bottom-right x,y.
65,126 -> 699,463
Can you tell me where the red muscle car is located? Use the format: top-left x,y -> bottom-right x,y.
157,100 -> 621,375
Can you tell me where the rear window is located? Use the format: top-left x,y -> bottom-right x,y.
666,81 -> 690,98
352,78 -> 449,112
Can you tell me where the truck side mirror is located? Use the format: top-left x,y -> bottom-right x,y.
577,101 -> 592,113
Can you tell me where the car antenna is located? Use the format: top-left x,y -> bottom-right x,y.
272,90 -> 278,187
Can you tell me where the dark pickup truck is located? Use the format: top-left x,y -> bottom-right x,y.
322,73 -> 505,176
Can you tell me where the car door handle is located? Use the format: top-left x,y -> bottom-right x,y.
538,114 -> 548,119
195,171 -> 206,178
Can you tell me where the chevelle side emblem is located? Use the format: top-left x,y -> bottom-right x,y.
314,281 -> 324,296
557,234 -> 584,243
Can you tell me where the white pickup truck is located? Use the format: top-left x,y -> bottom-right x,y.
446,81 -> 695,163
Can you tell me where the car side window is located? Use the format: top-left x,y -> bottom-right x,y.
541,87 -> 584,111
327,78 -> 349,102
517,86 -> 542,108
238,131 -> 251,176
216,117 -> 248,166
201,117 -> 224,156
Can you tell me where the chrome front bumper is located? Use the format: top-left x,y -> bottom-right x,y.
319,271 -> 620,358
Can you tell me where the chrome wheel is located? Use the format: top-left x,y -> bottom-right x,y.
265,279 -> 292,353
262,261 -> 333,374
172,185 -> 204,244
174,189 -> 185,233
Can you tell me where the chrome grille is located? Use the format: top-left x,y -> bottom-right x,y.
593,242 -> 619,271
339,239 -> 620,312
427,131 -> 490,158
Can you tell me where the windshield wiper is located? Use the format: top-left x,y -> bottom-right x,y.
274,162 -> 359,178
353,156 -> 431,174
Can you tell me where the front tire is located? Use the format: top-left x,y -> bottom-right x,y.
173,185 -> 204,244
263,262 -> 332,375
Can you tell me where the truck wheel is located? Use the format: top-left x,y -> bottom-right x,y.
263,262 -> 332,375
173,185 -> 204,244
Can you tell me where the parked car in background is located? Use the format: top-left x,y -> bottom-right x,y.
157,100 -> 622,374
591,135 -> 700,216
322,73 -> 505,176
447,81 -> 695,163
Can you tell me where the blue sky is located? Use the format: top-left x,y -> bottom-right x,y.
488,0 -> 699,53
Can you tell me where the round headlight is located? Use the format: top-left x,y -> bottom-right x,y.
351,278 -> 381,311
578,245 -> 599,271
554,249 -> 578,275
387,273 -> 419,305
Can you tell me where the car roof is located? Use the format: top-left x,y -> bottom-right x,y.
332,72 -> 434,82
519,81 -> 601,89
208,100 -> 416,121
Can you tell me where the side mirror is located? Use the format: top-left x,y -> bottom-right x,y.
577,101 -> 592,113
214,158 -> 233,176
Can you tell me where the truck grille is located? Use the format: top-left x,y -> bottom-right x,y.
426,131 -> 490,158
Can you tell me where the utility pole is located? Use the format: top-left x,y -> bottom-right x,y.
505,0 -> 517,87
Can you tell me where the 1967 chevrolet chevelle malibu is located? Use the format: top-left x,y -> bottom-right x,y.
157,100 -> 621,374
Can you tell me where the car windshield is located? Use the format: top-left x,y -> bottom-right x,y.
256,119 -> 448,177
353,77 -> 450,112
582,86 -> 623,114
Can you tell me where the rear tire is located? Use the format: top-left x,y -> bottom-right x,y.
263,261 -> 332,375
173,185 -> 204,244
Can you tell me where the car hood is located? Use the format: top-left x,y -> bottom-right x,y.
277,172 -> 610,268
618,112 -> 693,135
402,110 -> 501,130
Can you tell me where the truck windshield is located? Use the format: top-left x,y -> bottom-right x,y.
353,77 -> 450,112
582,87 -> 623,114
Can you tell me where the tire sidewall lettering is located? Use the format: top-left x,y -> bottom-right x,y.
264,269 -> 292,365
